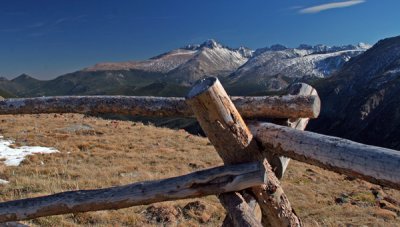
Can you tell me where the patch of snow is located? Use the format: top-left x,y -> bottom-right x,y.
237,46 -> 254,58
0,179 -> 9,184
384,68 -> 400,75
357,42 -> 372,49
0,136 -> 58,166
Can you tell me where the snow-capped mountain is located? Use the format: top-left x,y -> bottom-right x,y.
227,43 -> 369,92
2,39 -> 370,97
84,39 -> 252,84
166,39 -> 251,85
82,39 -> 368,89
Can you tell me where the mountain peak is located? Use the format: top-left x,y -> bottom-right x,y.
357,42 -> 372,49
182,39 -> 222,50
237,46 -> 254,58
183,44 -> 200,50
269,44 -> 288,51
199,39 -> 221,49
13,73 -> 34,80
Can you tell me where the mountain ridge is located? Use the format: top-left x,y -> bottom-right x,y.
309,35 -> 400,149
1,39 -> 368,97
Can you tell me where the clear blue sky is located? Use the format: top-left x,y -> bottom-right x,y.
0,0 -> 399,79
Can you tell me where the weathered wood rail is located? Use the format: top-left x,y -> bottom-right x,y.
0,76 -> 399,226
249,122 -> 400,190
0,161 -> 266,222
0,95 -> 320,119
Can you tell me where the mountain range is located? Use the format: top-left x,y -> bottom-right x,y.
1,36 -> 399,150
0,39 -> 369,97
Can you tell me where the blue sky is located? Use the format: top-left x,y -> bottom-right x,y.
0,0 -> 399,79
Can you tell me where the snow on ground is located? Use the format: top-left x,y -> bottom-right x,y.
0,136 -> 58,167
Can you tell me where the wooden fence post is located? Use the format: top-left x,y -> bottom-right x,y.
267,83 -> 319,179
186,77 -> 302,227
221,83 -> 320,226
219,192 -> 263,227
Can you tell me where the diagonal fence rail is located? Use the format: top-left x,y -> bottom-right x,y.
0,161 -> 266,223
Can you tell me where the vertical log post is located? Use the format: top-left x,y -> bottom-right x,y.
265,83 -> 320,179
219,192 -> 263,227
186,77 -> 301,227
222,83 -> 320,226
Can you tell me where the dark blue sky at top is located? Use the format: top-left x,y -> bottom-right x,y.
0,0 -> 399,79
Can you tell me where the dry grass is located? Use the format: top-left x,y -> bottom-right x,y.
0,113 -> 399,226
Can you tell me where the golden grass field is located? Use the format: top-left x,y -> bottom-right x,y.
0,113 -> 399,226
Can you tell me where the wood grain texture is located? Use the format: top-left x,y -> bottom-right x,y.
250,122 -> 400,190
186,77 -> 302,227
0,95 -> 319,119
0,162 -> 266,223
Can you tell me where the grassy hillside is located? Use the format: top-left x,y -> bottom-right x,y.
0,89 -> 14,98
0,114 -> 399,226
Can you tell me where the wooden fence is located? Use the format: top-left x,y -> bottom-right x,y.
0,77 -> 399,226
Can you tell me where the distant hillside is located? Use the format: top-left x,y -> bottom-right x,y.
309,35 -> 400,150
0,74 -> 43,97
25,70 -> 165,96
0,88 -> 14,98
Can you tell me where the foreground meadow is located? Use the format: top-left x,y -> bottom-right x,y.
0,114 -> 399,226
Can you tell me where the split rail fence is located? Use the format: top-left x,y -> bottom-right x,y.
0,77 -> 399,226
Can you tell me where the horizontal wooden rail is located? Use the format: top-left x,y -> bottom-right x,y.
0,161 -> 266,223
0,95 -> 320,119
250,122 -> 400,190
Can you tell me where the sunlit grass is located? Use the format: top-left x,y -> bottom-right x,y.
0,114 -> 398,226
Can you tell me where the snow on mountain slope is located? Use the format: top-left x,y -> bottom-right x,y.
81,40 -> 368,90
227,44 -> 368,91
83,40 -> 251,80
166,39 -> 250,85
84,48 -> 197,73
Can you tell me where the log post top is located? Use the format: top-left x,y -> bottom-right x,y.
186,77 -> 218,99
186,77 -> 255,162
